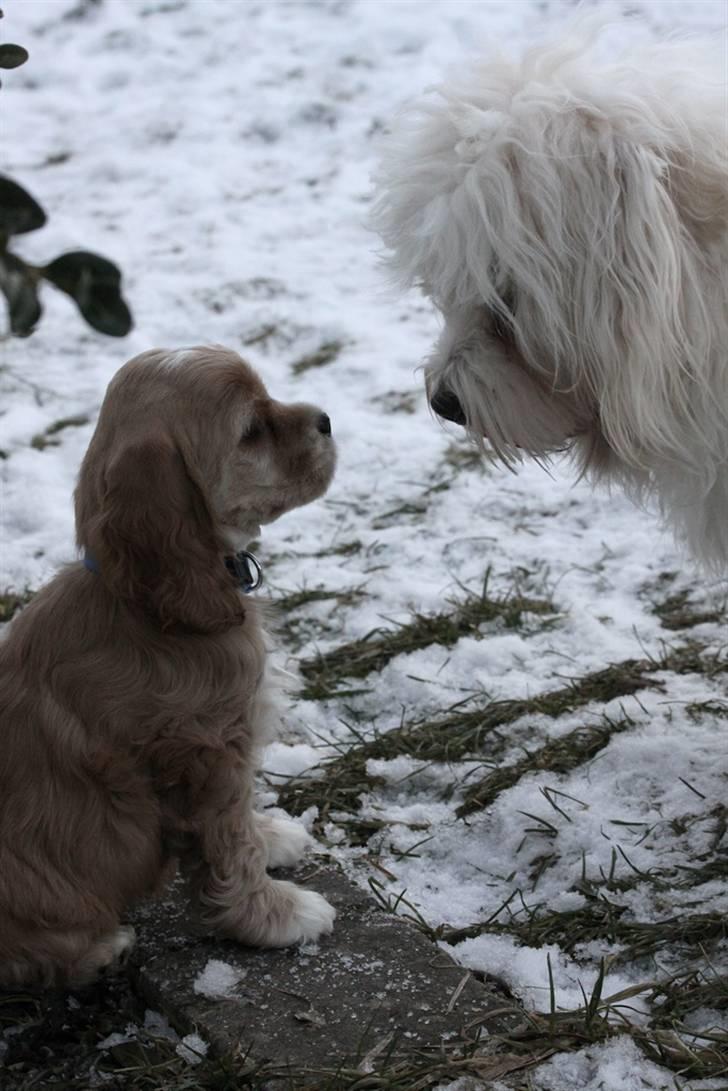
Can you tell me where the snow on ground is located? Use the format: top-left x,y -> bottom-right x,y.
1,1 -> 727,1087
96,1008 -> 208,1067
192,958 -> 246,1000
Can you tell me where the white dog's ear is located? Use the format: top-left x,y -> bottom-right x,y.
583,130 -> 718,473
666,151 -> 728,250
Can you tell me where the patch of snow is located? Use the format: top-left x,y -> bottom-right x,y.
96,1026 -> 139,1050
143,1009 -> 178,1041
451,934 -> 650,1018
176,1033 -> 209,1065
192,958 -> 246,1000
97,1011 -> 178,1053
528,1036 -> 725,1091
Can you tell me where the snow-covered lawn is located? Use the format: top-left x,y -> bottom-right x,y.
1,1 -> 727,1087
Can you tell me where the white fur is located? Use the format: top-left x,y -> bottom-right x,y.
371,24 -> 728,567
262,884 -> 336,947
156,348 -> 199,370
258,815 -> 313,868
79,925 -> 136,979
107,924 -> 137,961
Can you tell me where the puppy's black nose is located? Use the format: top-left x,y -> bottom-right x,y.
317,412 -> 332,436
430,385 -> 466,426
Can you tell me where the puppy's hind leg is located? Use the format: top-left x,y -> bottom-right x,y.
70,925 -> 137,984
0,923 -> 136,988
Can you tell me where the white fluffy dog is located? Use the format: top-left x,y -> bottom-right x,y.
371,25 -> 728,566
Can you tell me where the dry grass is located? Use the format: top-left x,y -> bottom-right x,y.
30,413 -> 89,451
298,576 -> 557,700
0,587 -> 34,622
291,339 -> 345,375
279,642 -> 718,827
651,588 -> 725,631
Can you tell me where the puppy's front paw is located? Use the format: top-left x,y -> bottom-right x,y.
277,886 -> 336,946
263,817 -> 313,869
222,880 -> 336,949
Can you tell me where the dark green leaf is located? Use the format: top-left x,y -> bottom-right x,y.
0,43 -> 28,69
0,175 -> 46,235
43,250 -> 133,337
0,251 -> 42,336
78,282 -> 133,337
43,250 -> 121,293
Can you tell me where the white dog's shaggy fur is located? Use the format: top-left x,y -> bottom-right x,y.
371,25 -> 728,566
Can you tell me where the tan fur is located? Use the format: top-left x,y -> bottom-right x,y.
0,346 -> 337,987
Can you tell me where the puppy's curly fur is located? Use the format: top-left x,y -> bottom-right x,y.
372,25 -> 728,566
0,346 -> 336,987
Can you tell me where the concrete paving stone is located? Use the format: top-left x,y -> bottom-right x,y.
129,861 -> 521,1079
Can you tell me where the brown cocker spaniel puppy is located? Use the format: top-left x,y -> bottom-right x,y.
0,346 -> 337,987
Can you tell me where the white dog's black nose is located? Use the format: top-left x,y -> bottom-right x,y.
430,386 -> 466,426
317,412 -> 332,436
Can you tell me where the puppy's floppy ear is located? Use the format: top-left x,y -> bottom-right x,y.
86,431 -> 245,633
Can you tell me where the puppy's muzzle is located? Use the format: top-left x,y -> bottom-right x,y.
430,385 -> 466,426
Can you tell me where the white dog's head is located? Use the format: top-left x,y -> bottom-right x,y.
372,26 -> 728,559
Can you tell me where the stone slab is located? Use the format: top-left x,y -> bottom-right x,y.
129,862 -> 519,1079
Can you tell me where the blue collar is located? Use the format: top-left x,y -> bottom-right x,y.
82,549 -> 263,594
83,551 -> 100,575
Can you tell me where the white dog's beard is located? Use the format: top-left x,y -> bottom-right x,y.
427,317 -> 589,467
